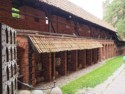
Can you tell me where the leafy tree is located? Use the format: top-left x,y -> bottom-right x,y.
103,0 -> 125,38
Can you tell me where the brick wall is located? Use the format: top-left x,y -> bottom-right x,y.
0,0 -> 113,38
99,40 -> 116,60
17,36 -> 29,83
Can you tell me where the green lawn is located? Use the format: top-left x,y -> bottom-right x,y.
61,56 -> 123,94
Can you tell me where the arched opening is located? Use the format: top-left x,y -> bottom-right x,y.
6,29 -> 9,43
11,82 -> 14,94
14,64 -> 16,74
10,31 -> 12,44
7,67 -> 9,80
13,32 -> 16,44
11,48 -> 13,61
14,48 -> 16,59
15,79 -> 17,89
11,65 -> 13,77
7,86 -> 10,94
6,48 -> 9,62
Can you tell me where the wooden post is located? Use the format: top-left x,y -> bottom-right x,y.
86,49 -> 92,66
71,50 -> 78,71
90,49 -> 92,65
83,50 -> 86,68
51,53 -> 55,80
78,50 -> 86,68
42,53 -> 52,82
60,51 -> 67,75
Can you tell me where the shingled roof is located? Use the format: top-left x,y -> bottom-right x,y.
29,34 -> 102,53
35,0 -> 115,32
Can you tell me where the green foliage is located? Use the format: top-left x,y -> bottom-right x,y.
103,0 -> 125,38
12,8 -> 20,18
61,56 -> 123,94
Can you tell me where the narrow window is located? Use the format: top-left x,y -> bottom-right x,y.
15,79 -> 17,89
7,86 -> 10,94
34,17 -> 40,22
13,32 -> 16,44
14,64 -> 17,74
6,48 -> 9,62
10,48 -> 14,61
14,48 -> 16,59
11,82 -> 14,94
12,8 -> 20,18
45,17 -> 49,24
7,67 -> 9,80
10,31 -> 12,44
11,65 -> 13,77
6,29 -> 8,43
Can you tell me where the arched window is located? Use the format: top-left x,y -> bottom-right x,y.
10,31 -> 12,44
13,32 -> 16,44
14,48 -> 16,59
15,79 -> 17,89
6,48 -> 9,62
11,65 -> 13,77
7,86 -> 10,94
5,29 -> 8,43
14,64 -> 17,74
10,48 -> 13,61
7,67 -> 9,80
11,82 -> 14,94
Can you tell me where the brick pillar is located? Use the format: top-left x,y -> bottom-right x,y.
17,36 -> 29,83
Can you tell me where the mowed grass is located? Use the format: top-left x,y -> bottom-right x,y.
61,56 -> 123,94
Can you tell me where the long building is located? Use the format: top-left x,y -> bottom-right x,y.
0,0 -> 125,92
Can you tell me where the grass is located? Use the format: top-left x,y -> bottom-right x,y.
61,56 -> 123,94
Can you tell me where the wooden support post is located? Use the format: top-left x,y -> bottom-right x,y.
51,53 -> 55,80
83,50 -> 86,68
96,49 -> 99,63
106,44 -> 108,59
78,50 -> 86,69
90,49 -> 92,65
42,53 -> 52,82
104,44 -> 106,59
92,49 -> 95,64
99,48 -> 101,61
48,53 -> 52,81
71,50 -> 78,71
60,51 -> 67,75
86,49 -> 92,66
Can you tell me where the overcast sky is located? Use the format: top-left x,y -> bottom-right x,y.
68,0 -> 105,19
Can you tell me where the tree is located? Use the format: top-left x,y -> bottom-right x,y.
103,0 -> 125,38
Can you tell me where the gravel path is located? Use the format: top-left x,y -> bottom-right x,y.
35,61 -> 106,93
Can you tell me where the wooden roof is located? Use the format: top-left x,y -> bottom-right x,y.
29,35 -> 102,53
34,0 -> 116,32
